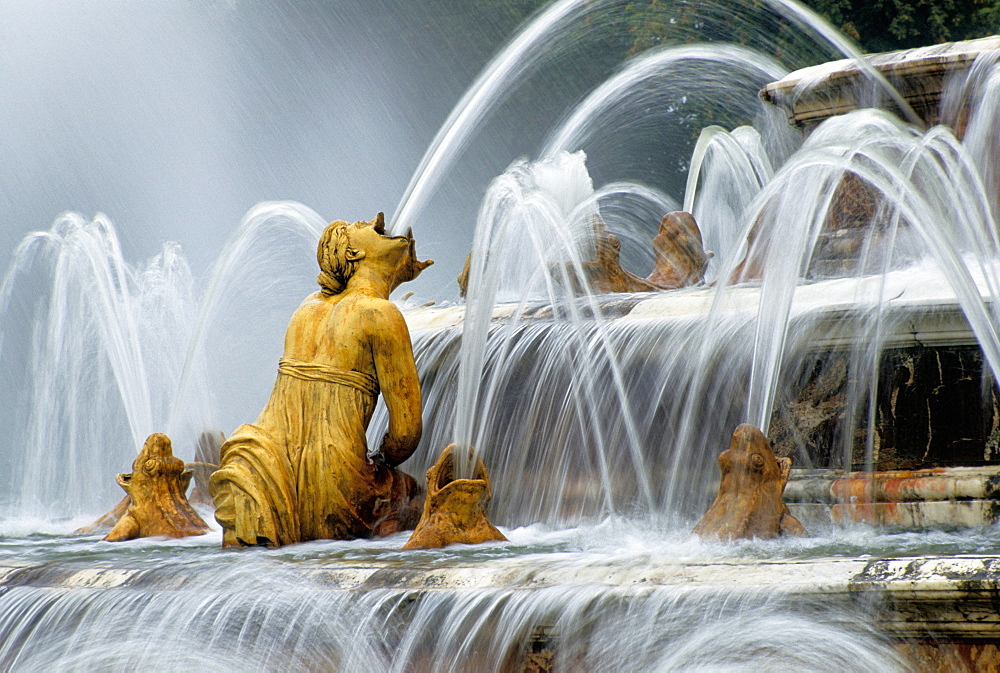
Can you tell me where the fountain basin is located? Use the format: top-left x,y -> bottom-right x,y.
760,35 -> 1000,132
406,271 -> 1000,528
404,274 -> 986,350
0,552 -> 997,637
1,545 -> 998,670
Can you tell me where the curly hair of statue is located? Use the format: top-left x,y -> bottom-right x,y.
316,221 -> 363,295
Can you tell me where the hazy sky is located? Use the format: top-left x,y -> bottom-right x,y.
1,0 -> 837,301
1,1 -> 544,300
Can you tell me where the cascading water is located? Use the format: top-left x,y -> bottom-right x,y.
0,202 -> 327,518
684,125 -> 775,280
2,0 -> 1000,670
0,213 -> 199,516
0,525 -> 929,672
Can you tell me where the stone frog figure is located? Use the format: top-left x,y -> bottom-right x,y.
563,211 -> 712,295
403,444 -> 507,550
209,213 -> 433,548
647,211 -> 713,289
104,433 -> 211,542
692,424 -> 807,541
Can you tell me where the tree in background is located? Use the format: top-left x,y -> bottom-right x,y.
477,0 -> 1000,55
806,0 -> 1000,52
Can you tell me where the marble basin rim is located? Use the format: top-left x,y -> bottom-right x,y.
1,552 -> 997,639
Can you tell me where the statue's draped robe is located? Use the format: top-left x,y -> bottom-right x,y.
210,357 -> 415,546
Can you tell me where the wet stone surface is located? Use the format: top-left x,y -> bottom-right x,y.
770,345 -> 1000,470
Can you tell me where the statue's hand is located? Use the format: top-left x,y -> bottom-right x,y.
376,433 -> 406,468
392,229 -> 434,291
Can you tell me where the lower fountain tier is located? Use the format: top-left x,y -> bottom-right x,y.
787,466 -> 1000,528
3,553 -> 999,640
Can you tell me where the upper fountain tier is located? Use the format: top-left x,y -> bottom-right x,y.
761,34 -> 1000,132
405,263 -> 990,352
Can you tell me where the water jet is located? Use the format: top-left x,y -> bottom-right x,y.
2,2 -> 1000,670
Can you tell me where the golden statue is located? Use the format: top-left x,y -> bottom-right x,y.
403,444 -> 507,549
104,433 -> 210,541
209,213 -> 433,548
692,424 -> 807,541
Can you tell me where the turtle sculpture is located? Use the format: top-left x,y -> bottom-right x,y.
692,424 -> 807,540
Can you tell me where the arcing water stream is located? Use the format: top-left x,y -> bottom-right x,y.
1,0 -> 999,669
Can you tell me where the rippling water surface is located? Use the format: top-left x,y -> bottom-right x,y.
3,515 -> 998,568
2,517 -> 980,671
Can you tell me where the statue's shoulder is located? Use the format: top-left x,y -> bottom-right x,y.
297,291 -> 331,309
290,292 -> 337,322
344,293 -> 406,325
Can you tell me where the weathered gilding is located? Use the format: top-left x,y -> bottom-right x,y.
104,433 -> 210,541
210,214 -> 431,548
692,424 -> 806,540
403,444 -> 507,550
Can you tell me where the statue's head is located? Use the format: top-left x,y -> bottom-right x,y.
317,213 -> 432,294
316,218 -> 367,295
718,424 -> 791,491
116,432 -> 190,494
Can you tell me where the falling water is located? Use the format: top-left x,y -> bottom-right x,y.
949,51 -> 1000,222
449,151 -> 654,510
4,0 -> 980,523
2,0 -> 1000,669
0,523 -> 941,672
0,203 -> 326,517
402,84 -> 1000,525
406,0 -> 935,490
736,111 -> 1000,433
0,214 -> 198,515
684,125 -> 775,280
389,0 -> 868,237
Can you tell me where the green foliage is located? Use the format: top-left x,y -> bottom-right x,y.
623,0 -> 780,56
470,0 -> 1000,55
616,0 -> 1000,55
804,0 -> 1000,52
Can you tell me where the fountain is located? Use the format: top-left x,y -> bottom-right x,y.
2,0 -> 1000,670
207,214 -> 431,548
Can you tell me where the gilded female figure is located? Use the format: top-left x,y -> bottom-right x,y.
210,213 -> 432,547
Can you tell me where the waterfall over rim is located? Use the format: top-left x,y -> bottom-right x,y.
1,1 -> 999,670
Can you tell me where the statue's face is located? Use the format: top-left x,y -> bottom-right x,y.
719,424 -> 782,483
347,217 -> 409,263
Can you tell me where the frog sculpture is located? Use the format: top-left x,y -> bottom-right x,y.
403,444 -> 507,549
692,424 -> 807,540
104,433 -> 211,541
561,211 -> 712,294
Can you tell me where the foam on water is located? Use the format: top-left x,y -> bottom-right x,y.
2,1 -> 1000,669
2,519 -> 990,671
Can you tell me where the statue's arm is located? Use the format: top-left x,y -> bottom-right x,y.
370,301 -> 422,467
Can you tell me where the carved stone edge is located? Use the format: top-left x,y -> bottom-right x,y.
785,466 -> 1000,528
403,286 -> 986,352
849,555 -> 1000,639
760,35 -> 1000,126
1,554 -> 998,637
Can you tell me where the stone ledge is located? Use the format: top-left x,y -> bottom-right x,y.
404,282 -> 985,351
2,554 -> 998,639
760,35 -> 1000,128
786,467 -> 1000,528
